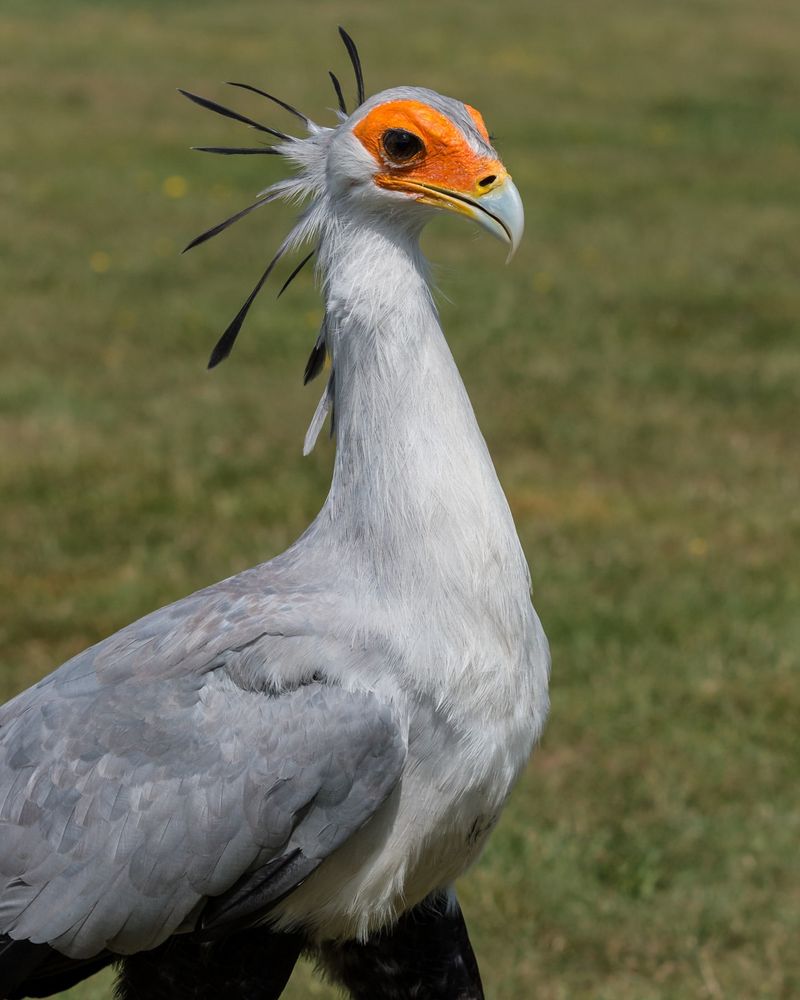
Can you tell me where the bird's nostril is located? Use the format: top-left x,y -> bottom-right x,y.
478,174 -> 497,188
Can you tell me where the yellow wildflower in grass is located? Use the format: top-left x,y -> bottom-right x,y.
89,251 -> 111,274
162,175 -> 188,199
688,537 -> 709,558
649,123 -> 675,146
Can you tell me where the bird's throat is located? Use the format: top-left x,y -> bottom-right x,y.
315,216 -> 522,597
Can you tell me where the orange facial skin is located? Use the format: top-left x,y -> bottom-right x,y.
465,104 -> 491,143
352,100 -> 507,209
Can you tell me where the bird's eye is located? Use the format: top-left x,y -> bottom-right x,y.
382,129 -> 424,163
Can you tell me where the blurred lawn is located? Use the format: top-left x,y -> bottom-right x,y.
1,1 -> 799,998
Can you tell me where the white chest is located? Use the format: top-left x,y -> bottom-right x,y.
272,596 -> 549,942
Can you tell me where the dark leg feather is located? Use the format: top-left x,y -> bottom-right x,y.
319,891 -> 485,1000
115,928 -> 304,1000
0,937 -> 47,997
0,935 -> 114,999
338,27 -> 365,107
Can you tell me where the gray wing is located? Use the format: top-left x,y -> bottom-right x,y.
0,582 -> 406,961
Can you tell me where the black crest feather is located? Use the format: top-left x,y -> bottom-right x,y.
338,27 -> 365,107
179,89 -> 292,141
183,190 -> 283,253
328,71 -> 347,116
183,29 -> 371,369
225,82 -> 310,127
207,241 -> 290,369
303,332 -> 328,385
192,145 -> 281,156
277,250 -> 315,299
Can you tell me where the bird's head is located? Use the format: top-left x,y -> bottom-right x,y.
181,28 -> 523,367
325,88 -> 523,258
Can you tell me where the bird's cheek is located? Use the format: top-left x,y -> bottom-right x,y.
327,132 -> 381,196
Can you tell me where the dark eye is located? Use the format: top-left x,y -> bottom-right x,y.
382,128 -> 424,163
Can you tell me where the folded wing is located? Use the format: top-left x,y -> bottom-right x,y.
0,594 -> 405,964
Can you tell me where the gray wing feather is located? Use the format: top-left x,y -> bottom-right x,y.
0,581 -> 406,960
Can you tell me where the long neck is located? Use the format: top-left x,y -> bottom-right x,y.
313,211 -> 528,601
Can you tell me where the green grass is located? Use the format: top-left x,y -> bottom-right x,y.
1,1 -> 799,997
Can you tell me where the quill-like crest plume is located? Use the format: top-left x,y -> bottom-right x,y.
181,27 -> 366,369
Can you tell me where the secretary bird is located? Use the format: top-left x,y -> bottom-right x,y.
0,29 -> 549,1000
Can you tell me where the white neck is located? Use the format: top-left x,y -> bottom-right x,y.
311,210 -> 529,606
277,202 -> 548,731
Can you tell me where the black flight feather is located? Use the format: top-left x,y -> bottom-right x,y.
178,89 -> 292,141
277,249 -> 315,299
329,71 -> 348,116
225,82 -> 310,126
338,27 -> 365,107
192,145 -> 281,156
208,240 -> 290,369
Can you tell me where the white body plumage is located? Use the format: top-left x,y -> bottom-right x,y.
0,66 -> 550,986
266,195 -> 550,939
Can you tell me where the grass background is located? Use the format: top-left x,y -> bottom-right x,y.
1,0 -> 798,997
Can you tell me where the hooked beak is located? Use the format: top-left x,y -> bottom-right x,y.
388,174 -> 525,262
460,176 -> 524,262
